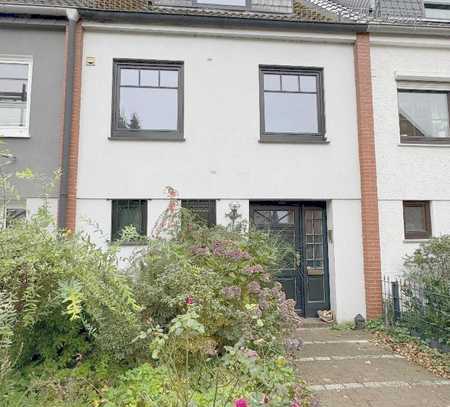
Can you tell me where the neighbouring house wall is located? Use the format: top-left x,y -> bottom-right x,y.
76,25 -> 365,321
371,35 -> 450,279
0,23 -> 65,201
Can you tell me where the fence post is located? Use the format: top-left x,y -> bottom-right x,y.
392,281 -> 401,322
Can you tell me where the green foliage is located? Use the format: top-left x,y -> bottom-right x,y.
133,217 -> 302,356
0,211 -> 143,367
403,236 -> 450,346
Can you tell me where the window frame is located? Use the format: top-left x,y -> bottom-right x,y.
398,89 -> 450,145
111,59 -> 184,141
403,201 -> 432,240
111,199 -> 148,243
424,0 -> 450,20
181,200 -> 217,226
0,57 -> 33,138
259,65 -> 326,144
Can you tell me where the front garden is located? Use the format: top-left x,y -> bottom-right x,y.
0,205 -> 315,406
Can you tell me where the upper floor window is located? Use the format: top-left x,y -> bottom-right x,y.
424,0 -> 450,19
259,66 -> 325,143
112,60 -> 184,141
0,59 -> 32,138
403,201 -> 432,240
398,89 -> 450,144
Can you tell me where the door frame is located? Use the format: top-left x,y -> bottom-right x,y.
250,201 -> 330,318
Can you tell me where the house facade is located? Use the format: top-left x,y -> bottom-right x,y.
1,0 -> 449,322
0,5 -> 68,221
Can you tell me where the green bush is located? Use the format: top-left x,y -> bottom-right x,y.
0,211 -> 142,367
403,235 -> 450,346
132,217 -> 303,356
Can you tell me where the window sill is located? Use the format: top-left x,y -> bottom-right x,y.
403,238 -> 431,244
109,136 -> 185,142
398,143 -> 450,148
259,135 -> 329,144
0,128 -> 30,138
111,241 -> 148,247
400,136 -> 450,146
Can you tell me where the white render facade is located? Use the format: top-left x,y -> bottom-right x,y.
75,24 -> 366,322
370,34 -> 450,279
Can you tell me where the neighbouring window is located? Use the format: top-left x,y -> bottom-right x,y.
112,60 -> 183,140
181,200 -> 216,226
398,90 -> 450,144
259,66 -> 324,143
0,60 -> 31,137
403,201 -> 432,240
111,200 -> 147,242
424,0 -> 450,19
6,208 -> 26,227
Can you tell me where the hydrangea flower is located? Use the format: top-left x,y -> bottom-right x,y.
247,281 -> 261,294
235,399 -> 248,407
222,286 -> 242,299
244,264 -> 264,274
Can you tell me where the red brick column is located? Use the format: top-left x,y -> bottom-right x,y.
66,21 -> 83,232
354,33 -> 383,319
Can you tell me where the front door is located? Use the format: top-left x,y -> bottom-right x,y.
250,202 -> 330,318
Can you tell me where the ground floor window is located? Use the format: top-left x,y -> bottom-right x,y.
403,201 -> 432,239
181,200 -> 216,226
111,199 -> 147,241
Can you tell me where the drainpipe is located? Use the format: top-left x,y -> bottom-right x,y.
0,4 -> 79,230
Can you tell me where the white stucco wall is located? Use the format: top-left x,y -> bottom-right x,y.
75,25 -> 365,321
371,35 -> 450,279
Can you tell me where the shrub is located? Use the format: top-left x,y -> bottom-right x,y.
403,235 -> 450,346
132,215 -> 302,356
0,211 -> 142,367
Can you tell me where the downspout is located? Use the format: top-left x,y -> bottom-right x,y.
58,9 -> 80,230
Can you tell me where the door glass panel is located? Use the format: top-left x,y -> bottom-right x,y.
308,276 -> 325,302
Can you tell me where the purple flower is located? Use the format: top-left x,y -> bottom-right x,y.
291,401 -> 301,407
222,286 -> 242,300
225,249 -> 251,261
247,281 -> 261,295
185,296 -> 194,305
244,264 -> 264,274
235,399 -> 248,407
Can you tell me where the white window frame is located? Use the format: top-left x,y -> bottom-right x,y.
423,0 -> 450,21
0,56 -> 33,138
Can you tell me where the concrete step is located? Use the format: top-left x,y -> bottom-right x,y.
302,318 -> 332,328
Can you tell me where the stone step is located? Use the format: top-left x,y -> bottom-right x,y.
300,341 -> 387,358
302,318 -> 332,328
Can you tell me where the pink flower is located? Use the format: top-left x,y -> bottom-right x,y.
185,296 -> 194,305
235,400 -> 248,407
291,400 -> 301,407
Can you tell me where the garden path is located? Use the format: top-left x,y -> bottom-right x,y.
297,327 -> 450,407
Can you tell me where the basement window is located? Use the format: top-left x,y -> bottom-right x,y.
111,200 -> 148,242
181,200 -> 217,226
403,201 -> 432,240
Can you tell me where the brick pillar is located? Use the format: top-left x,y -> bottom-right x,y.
354,33 -> 383,319
66,21 -> 83,232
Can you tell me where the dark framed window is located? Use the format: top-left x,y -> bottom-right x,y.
6,208 -> 26,227
398,89 -> 450,144
259,66 -> 325,144
424,1 -> 450,19
181,200 -> 216,226
403,201 -> 432,240
111,200 -> 147,242
111,60 -> 184,141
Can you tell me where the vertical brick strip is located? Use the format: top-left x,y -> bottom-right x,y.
66,21 -> 83,232
354,33 -> 383,319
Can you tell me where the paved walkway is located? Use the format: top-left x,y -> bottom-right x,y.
297,328 -> 450,407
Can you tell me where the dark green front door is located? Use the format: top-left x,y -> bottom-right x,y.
250,202 -> 330,318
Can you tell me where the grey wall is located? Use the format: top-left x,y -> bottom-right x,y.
0,23 -> 65,199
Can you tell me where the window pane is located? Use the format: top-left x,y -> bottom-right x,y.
120,87 -> 178,131
300,76 -> 317,92
425,6 -> 450,19
264,74 -> 280,91
160,70 -> 178,88
0,79 -> 28,95
112,200 -> 146,241
404,205 -> 426,232
0,63 -> 28,79
120,68 -> 139,86
140,69 -> 159,87
198,0 -> 246,5
398,92 -> 449,138
0,105 -> 27,126
264,92 -> 318,133
281,75 -> 299,92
